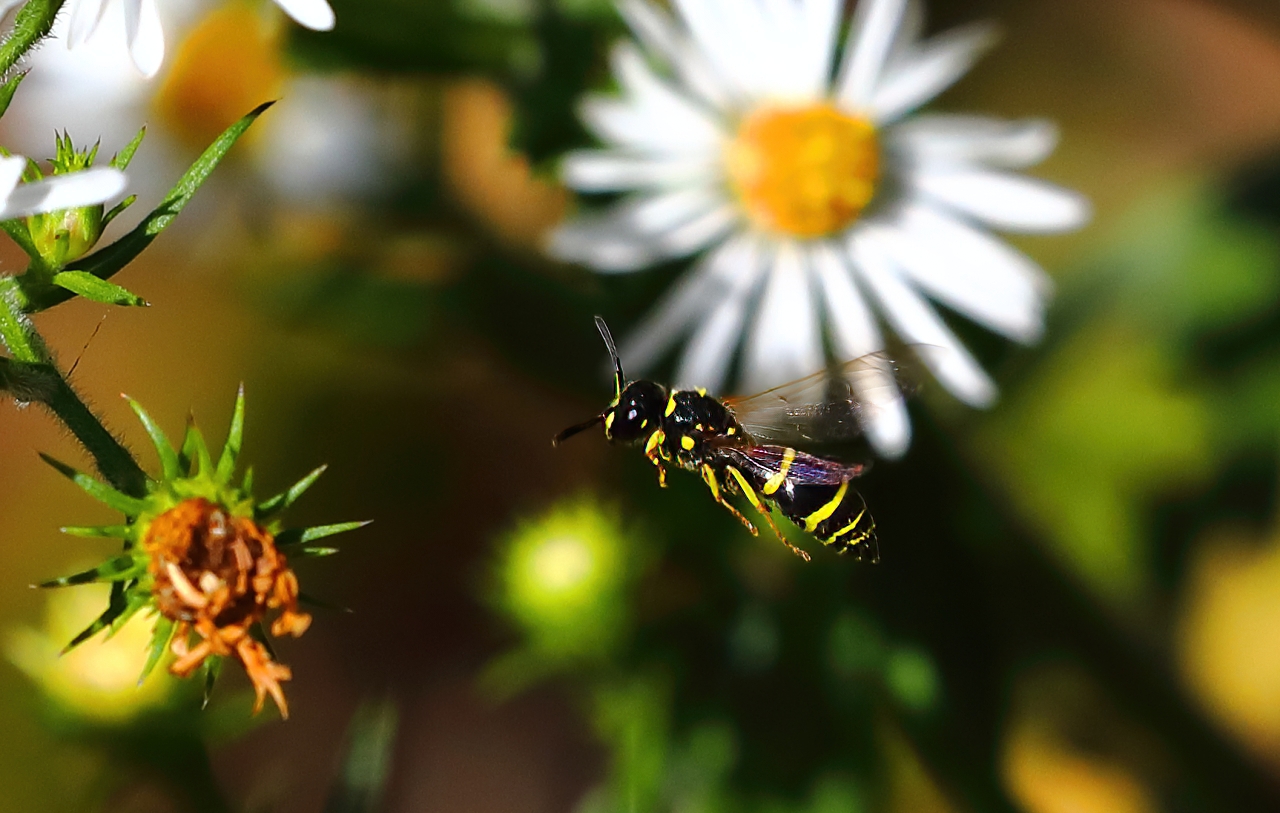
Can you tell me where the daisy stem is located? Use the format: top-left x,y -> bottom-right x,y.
0,277 -> 147,497
0,0 -> 66,78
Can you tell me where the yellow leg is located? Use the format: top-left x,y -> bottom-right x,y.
701,464 -> 757,536
727,467 -> 810,562
644,429 -> 668,488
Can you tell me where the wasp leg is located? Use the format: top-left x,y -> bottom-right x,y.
700,464 -> 757,536
726,466 -> 810,562
645,430 -> 669,488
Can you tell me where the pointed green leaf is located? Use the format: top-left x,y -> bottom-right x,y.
124,395 -> 179,479
102,194 -> 137,227
293,546 -> 339,558
299,591 -> 353,614
0,70 -> 25,120
139,616 -> 175,685
30,102 -> 275,313
242,466 -> 255,494
0,0 -> 63,78
60,524 -> 133,539
202,655 -> 222,709
106,591 -> 149,638
38,554 -> 142,587
216,384 -> 246,482
111,126 -> 146,170
189,425 -> 213,477
258,465 -> 327,518
53,270 -> 147,306
276,520 -> 371,547
39,453 -> 148,515
62,581 -> 128,653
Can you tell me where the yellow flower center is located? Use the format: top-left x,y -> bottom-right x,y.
725,104 -> 880,238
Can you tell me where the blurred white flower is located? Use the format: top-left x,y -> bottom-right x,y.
5,0 -> 337,78
551,0 -> 1090,457
0,154 -> 125,220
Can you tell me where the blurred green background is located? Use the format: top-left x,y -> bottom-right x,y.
6,0 -> 1280,810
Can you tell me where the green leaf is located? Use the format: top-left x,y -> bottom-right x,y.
111,126 -> 146,170
39,453 -> 148,515
257,465 -> 327,518
102,194 -> 137,228
216,384 -> 246,482
106,591 -> 150,638
53,270 -> 147,306
276,520 -> 371,547
60,524 -> 132,539
202,655 -> 222,709
177,419 -> 212,477
62,581 -> 128,654
30,102 -> 274,313
0,217 -> 44,270
293,546 -> 340,558
125,395 -> 179,479
37,554 -> 142,587
242,466 -> 255,494
0,71 -> 26,120
0,0 -> 62,78
139,616 -> 175,685
299,591 -> 352,614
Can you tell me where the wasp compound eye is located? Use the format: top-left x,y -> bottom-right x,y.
607,381 -> 666,443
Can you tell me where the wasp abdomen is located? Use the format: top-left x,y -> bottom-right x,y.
775,479 -> 876,557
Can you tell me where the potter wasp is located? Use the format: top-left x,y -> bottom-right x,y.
554,317 -> 903,562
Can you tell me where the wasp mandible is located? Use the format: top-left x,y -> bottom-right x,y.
554,317 -> 894,562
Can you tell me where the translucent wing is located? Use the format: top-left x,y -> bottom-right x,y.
719,444 -> 867,486
724,351 -> 914,445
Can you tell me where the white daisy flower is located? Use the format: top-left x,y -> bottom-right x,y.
549,0 -> 1090,458
0,0 -> 337,78
0,154 -> 126,221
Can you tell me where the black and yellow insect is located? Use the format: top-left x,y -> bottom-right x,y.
554,317 -> 881,562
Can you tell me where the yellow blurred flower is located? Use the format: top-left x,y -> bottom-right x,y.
495,497 -> 637,660
7,585 -> 171,725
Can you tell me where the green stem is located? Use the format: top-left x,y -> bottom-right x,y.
0,279 -> 147,497
0,0 -> 66,77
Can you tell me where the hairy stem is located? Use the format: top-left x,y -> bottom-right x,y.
0,0 -> 66,77
0,278 -> 147,497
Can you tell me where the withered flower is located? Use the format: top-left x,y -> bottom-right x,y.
39,387 -> 367,718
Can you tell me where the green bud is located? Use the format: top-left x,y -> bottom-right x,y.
24,133 -> 109,267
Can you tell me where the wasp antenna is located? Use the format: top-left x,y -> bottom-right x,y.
594,316 -> 625,399
552,414 -> 605,447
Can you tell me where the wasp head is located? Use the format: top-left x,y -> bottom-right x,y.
604,380 -> 667,443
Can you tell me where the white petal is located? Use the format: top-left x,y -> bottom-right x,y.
617,0 -> 731,109
870,23 -> 998,123
742,240 -> 824,394
793,0 -> 842,97
610,42 -> 725,143
580,93 -> 721,157
273,0 -> 335,31
619,234 -> 749,373
877,202 -> 1049,342
123,0 -> 164,78
811,240 -> 883,360
908,165 -> 1091,233
548,186 -> 732,271
836,0 -> 908,109
850,230 -> 996,407
0,167 -> 127,220
671,0 -> 769,99
561,150 -> 716,192
811,242 -> 910,459
889,115 -> 1058,169
674,235 -> 768,392
67,0 -> 109,48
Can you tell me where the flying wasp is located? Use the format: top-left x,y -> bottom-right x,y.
554,317 -> 899,562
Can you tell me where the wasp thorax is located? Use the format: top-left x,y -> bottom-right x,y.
143,497 -> 311,717
606,380 -> 668,443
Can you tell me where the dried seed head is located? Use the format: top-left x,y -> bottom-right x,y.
144,497 -> 311,717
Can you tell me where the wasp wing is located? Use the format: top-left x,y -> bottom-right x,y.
724,351 -> 913,445
717,443 -> 867,486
